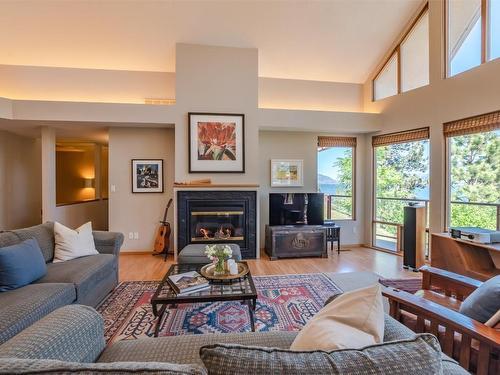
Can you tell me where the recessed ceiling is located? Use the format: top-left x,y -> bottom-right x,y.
0,0 -> 422,83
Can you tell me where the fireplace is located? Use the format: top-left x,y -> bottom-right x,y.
177,190 -> 257,258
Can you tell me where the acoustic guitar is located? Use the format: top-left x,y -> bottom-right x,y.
153,198 -> 173,260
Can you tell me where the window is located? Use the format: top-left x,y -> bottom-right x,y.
445,111 -> 500,230
373,54 -> 398,101
372,128 -> 430,252
488,0 -> 500,61
373,5 -> 429,101
446,0 -> 500,77
317,136 -> 356,220
447,0 -> 482,76
401,10 -> 430,92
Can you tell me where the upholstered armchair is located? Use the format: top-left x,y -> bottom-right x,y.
383,266 -> 500,375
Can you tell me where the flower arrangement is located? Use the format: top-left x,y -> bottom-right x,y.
205,244 -> 233,275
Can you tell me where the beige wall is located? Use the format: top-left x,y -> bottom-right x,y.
0,65 -> 175,104
109,127 -> 175,251
361,0 -> 500,243
174,44 -> 259,184
259,131 -> 368,248
55,200 -> 108,231
259,77 -> 363,112
0,130 -> 41,229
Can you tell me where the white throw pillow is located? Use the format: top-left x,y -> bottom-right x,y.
53,222 -> 98,263
290,283 -> 385,351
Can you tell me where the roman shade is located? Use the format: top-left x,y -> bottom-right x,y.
443,110 -> 500,137
372,127 -> 429,147
317,136 -> 357,148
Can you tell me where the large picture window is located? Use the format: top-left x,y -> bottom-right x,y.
317,136 -> 356,221
446,0 -> 500,77
445,111 -> 500,230
372,128 -> 430,252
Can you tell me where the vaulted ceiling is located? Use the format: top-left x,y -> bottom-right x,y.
0,0 -> 422,83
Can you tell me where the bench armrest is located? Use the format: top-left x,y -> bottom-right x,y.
419,265 -> 482,299
383,287 -> 500,375
0,305 -> 105,363
93,231 -> 124,256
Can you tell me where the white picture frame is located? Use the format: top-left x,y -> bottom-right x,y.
270,159 -> 304,187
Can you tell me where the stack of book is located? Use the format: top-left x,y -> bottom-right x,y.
167,271 -> 210,296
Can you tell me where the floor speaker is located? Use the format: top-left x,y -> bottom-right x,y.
403,205 -> 426,271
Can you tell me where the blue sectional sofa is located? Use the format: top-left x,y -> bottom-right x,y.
0,222 -> 123,345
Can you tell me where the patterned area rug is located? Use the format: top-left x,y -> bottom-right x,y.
98,273 -> 342,344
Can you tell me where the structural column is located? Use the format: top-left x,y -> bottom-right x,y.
41,126 -> 56,222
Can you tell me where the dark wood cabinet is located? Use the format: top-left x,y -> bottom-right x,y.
265,225 -> 327,260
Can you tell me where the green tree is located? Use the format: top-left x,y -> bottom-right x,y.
449,131 -> 500,229
374,141 -> 429,229
332,149 -> 353,218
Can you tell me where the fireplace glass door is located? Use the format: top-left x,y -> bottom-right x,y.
190,203 -> 245,243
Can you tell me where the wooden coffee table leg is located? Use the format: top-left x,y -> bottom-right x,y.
247,299 -> 256,332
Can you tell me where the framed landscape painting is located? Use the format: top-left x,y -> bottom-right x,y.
131,159 -> 164,193
188,112 -> 245,173
271,159 -> 304,187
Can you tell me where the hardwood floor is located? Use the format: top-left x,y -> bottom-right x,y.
119,247 -> 421,282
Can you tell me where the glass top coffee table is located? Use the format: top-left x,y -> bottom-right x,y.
151,262 -> 258,337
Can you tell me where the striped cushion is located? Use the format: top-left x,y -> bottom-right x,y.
200,334 -> 443,375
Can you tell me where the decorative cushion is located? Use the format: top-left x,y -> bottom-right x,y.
200,334 -> 443,375
459,275 -> 500,323
53,222 -> 98,263
0,239 -> 46,292
290,284 -> 384,351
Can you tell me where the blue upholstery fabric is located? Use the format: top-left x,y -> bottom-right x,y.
0,239 -> 47,292
35,254 -> 117,306
459,275 -> 500,323
0,283 -> 75,344
10,222 -> 55,263
0,358 -> 208,374
0,305 -> 105,363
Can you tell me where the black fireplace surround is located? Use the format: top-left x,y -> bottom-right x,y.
177,190 -> 257,259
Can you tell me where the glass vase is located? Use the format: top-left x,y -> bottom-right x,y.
214,258 -> 226,276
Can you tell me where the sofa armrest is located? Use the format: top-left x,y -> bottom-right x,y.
93,231 -> 124,255
0,305 -> 105,363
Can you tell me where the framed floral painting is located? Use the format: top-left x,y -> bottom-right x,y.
270,159 -> 304,187
188,112 -> 245,173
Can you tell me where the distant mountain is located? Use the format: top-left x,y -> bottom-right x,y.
318,174 -> 336,184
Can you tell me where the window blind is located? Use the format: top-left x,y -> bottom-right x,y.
443,110 -> 500,137
372,127 -> 429,147
317,136 -> 357,148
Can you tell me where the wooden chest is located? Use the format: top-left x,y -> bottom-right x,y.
264,225 -> 327,260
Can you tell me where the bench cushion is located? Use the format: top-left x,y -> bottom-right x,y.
178,244 -> 241,264
0,283 -> 75,344
35,254 -> 117,306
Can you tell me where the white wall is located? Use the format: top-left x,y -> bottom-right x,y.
108,127 -> 175,251
259,131 -> 368,248
259,77 -> 363,112
55,200 -> 108,231
0,130 -> 41,229
361,0 -> 500,243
